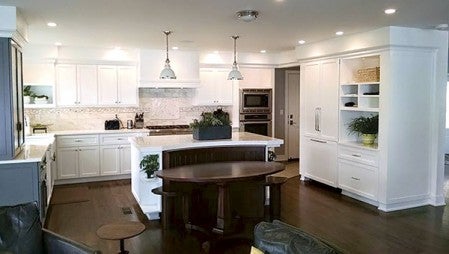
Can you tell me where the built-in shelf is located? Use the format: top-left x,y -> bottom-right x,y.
341,107 -> 379,112
339,140 -> 379,151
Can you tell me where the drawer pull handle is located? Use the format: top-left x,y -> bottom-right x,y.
310,139 -> 327,144
351,177 -> 360,181
117,138 -> 124,140
351,154 -> 362,157
74,140 -> 82,142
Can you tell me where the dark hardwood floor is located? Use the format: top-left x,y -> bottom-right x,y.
45,167 -> 449,254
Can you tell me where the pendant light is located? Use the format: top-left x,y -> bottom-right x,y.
228,35 -> 243,80
160,31 -> 176,79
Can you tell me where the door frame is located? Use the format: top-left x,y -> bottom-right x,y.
285,70 -> 301,160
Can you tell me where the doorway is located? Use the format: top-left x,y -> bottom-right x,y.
285,71 -> 300,159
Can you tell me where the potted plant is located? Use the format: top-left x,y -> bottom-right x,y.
34,94 -> 49,104
347,114 -> 379,145
23,86 -> 35,104
139,154 -> 159,179
190,109 -> 232,140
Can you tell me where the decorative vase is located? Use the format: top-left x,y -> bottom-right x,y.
361,134 -> 376,145
193,125 -> 232,140
146,171 -> 155,179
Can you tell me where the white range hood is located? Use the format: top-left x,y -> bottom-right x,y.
138,49 -> 200,88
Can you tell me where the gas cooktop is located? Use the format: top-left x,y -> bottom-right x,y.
145,125 -> 192,136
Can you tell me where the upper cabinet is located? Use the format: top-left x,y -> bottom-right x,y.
98,65 -> 138,106
56,64 -> 98,106
56,64 -> 137,107
238,68 -> 273,88
23,62 -> 56,108
194,68 -> 233,106
138,49 -> 200,88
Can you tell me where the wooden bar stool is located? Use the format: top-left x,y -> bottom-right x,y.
96,221 -> 145,254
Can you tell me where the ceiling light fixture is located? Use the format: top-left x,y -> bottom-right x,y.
236,10 -> 259,22
228,35 -> 243,80
335,31 -> 344,36
160,31 -> 176,79
298,40 -> 306,44
384,8 -> 396,14
54,42 -> 62,46
47,22 -> 57,27
260,50 -> 266,53
172,46 -> 179,50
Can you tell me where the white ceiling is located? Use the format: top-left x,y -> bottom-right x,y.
1,0 -> 448,53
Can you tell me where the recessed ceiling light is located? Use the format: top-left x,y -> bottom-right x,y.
335,31 -> 344,36
54,42 -> 62,46
384,8 -> 396,14
47,22 -> 57,27
260,50 -> 267,53
172,46 -> 179,50
298,40 -> 306,44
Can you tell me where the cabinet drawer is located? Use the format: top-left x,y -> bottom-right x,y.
338,145 -> 378,167
57,135 -> 99,147
338,159 -> 378,200
99,133 -> 136,145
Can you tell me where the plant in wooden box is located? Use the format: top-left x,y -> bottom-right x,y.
140,154 -> 159,179
190,108 -> 232,140
347,114 -> 379,146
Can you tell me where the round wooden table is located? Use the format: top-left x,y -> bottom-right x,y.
156,161 -> 284,235
96,221 -> 145,254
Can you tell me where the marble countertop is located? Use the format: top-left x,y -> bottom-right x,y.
50,128 -> 150,136
0,135 -> 55,165
130,132 -> 284,152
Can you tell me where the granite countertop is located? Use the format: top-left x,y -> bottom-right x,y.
130,132 -> 284,152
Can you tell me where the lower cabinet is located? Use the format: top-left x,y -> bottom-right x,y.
338,159 -> 378,201
100,145 -> 131,175
57,146 -> 100,179
300,137 -> 338,187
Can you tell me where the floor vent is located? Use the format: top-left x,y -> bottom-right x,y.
122,207 -> 132,215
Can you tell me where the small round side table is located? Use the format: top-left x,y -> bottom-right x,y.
96,221 -> 145,254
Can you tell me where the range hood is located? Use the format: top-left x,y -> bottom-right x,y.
138,49 -> 200,88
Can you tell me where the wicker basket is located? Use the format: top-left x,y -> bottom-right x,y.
354,67 -> 380,82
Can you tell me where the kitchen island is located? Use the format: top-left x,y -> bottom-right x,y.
128,132 -> 283,219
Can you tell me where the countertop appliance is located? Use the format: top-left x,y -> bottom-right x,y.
146,125 -> 192,136
105,120 -> 120,130
240,89 -> 272,114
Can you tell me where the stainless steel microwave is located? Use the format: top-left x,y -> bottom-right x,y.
240,89 -> 272,113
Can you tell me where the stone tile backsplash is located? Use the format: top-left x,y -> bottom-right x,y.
25,88 -> 232,131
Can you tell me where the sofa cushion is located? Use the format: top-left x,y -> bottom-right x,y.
254,220 -> 343,254
0,202 -> 44,254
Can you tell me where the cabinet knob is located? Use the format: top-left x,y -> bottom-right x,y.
351,177 -> 360,181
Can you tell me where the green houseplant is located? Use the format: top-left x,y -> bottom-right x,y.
347,114 -> 379,145
190,109 -> 232,140
139,154 -> 159,178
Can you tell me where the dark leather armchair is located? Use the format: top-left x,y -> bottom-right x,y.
0,202 -> 101,254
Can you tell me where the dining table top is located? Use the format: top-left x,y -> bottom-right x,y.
155,161 -> 285,183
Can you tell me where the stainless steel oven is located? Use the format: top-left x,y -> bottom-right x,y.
239,113 -> 272,136
240,89 -> 272,113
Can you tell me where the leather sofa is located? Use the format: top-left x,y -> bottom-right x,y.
0,202 -> 101,254
254,220 -> 345,254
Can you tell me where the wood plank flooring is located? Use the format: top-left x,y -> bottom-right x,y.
46,167 -> 449,254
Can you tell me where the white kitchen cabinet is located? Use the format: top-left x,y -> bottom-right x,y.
301,59 -> 339,141
194,68 -> 233,106
99,133 -> 134,175
338,159 -> 378,201
238,68 -> 273,88
56,64 -> 98,106
56,135 -> 100,179
301,137 -> 338,187
98,65 -> 137,106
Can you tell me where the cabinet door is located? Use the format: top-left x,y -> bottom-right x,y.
119,145 -> 131,174
196,69 -> 232,105
56,65 -> 78,106
239,68 -> 273,88
117,66 -> 137,105
301,137 -> 338,187
100,145 -> 120,175
78,146 -> 100,177
196,69 -> 217,105
319,60 -> 339,140
77,65 -> 98,105
98,66 -> 118,105
57,148 -> 78,179
215,70 -> 233,105
301,62 -> 320,136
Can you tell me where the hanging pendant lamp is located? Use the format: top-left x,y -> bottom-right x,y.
228,35 -> 243,80
160,31 -> 176,79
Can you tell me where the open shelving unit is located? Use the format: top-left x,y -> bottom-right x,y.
339,55 -> 380,148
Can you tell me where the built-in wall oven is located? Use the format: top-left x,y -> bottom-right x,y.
240,89 -> 272,114
239,89 -> 273,136
239,113 -> 272,136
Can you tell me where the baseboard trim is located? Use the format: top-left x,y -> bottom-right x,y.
54,174 -> 131,185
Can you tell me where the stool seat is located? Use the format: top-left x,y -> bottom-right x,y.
97,221 -> 145,254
